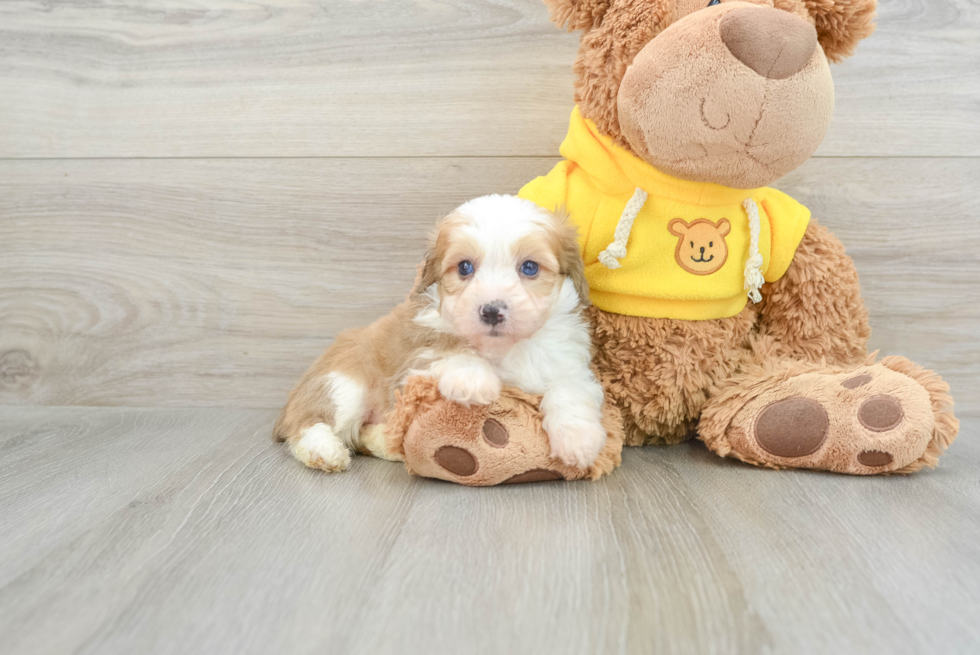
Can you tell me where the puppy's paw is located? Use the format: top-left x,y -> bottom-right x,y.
290,423 -> 352,473
438,362 -> 501,407
543,415 -> 607,469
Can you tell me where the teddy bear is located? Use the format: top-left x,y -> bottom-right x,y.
385,0 -> 958,484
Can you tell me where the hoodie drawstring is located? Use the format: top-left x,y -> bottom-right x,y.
598,187 -> 648,270
742,197 -> 765,304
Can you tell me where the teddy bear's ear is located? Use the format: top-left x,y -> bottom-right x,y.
543,0 -> 613,32
805,0 -> 877,62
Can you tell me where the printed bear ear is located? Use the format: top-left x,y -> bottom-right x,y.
543,0 -> 613,32
668,218 -> 690,237
806,0 -> 877,62
716,218 -> 731,237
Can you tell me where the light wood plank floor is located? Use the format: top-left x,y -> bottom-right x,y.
1,408 -> 977,655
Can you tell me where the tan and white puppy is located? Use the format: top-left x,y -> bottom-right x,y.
274,194 -> 607,472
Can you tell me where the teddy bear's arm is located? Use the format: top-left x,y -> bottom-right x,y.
757,218 -> 870,367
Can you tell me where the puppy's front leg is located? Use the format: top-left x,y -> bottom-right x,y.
541,376 -> 607,468
430,354 -> 501,407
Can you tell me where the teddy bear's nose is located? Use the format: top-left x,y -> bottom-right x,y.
720,7 -> 818,80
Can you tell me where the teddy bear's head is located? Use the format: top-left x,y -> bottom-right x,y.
547,0 -> 876,188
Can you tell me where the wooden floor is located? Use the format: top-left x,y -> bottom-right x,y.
0,408 -> 977,654
2,0 -> 979,653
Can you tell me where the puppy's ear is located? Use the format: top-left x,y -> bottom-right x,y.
544,0 -> 612,32
411,245 -> 441,299
411,213 -> 453,298
552,208 -> 591,305
411,255 -> 438,299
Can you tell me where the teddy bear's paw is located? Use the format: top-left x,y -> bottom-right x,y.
423,414 -> 569,485
389,376 -> 624,486
713,358 -> 957,475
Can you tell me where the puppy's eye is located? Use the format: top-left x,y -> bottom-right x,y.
709,241 -> 713,247
457,260 -> 474,277
708,0 -> 720,5
520,260 -> 539,277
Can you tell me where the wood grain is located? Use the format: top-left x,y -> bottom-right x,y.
2,156 -> 977,413
0,406 -> 263,591
0,0 -> 976,159
0,407 -> 977,654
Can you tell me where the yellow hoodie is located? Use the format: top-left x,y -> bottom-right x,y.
518,107 -> 811,321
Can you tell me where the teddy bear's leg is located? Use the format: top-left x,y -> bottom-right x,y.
588,305 -> 758,446
384,376 -> 624,486
698,355 -> 958,474
756,220 -> 871,368
698,220 -> 958,474
587,220 -> 875,447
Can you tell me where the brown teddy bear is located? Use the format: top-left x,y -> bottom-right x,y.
387,0 -> 958,484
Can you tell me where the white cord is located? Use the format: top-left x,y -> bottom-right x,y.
598,187 -> 648,269
742,197 -> 765,303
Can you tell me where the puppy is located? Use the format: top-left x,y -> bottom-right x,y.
274,194 -> 607,472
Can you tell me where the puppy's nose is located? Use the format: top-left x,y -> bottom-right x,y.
479,302 -> 506,326
720,7 -> 818,80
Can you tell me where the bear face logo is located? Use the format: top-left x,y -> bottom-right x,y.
667,218 -> 731,275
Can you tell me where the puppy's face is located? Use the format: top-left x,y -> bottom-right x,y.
416,195 -> 588,352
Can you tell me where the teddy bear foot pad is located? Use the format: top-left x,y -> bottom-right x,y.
710,357 -> 956,474
385,376 -> 624,486
430,423 -> 567,484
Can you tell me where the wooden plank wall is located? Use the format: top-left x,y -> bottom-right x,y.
1,0 -> 978,413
